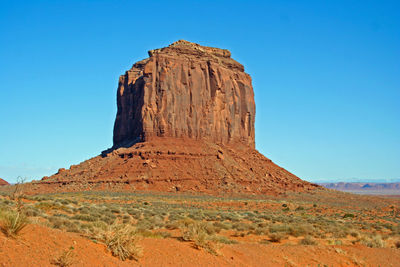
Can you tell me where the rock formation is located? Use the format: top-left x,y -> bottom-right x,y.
0,178 -> 9,186
113,40 -> 255,148
31,40 -> 318,195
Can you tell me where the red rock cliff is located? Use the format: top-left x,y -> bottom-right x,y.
113,40 -> 255,148
31,40 -> 319,195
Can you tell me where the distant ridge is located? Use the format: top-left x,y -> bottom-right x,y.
320,182 -> 400,195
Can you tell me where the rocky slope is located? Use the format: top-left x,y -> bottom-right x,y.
30,40 -> 318,195
0,178 -> 9,186
34,138 -> 316,195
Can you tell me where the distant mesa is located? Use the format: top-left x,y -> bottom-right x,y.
31,40 -> 319,195
0,178 -> 9,186
320,182 -> 400,195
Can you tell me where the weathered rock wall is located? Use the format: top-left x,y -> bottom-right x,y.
113,40 -> 255,148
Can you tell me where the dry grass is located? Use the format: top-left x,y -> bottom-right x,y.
182,221 -> 221,255
268,232 -> 285,243
52,247 -> 75,267
360,234 -> 385,248
299,236 -> 317,245
101,224 -> 143,261
0,209 -> 29,237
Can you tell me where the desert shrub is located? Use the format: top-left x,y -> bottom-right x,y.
268,232 -> 285,243
203,211 -> 219,221
77,206 -> 91,214
65,221 -> 81,233
0,209 -> 29,237
71,214 -> 97,222
35,201 -> 67,212
52,247 -> 75,267
181,221 -> 220,255
395,240 -> 400,249
343,213 -> 355,219
127,209 -> 141,219
220,212 -> 240,222
24,207 -> 40,217
295,206 -> 305,211
165,221 -> 181,230
101,224 -> 142,261
269,224 -> 290,234
136,217 -> 163,230
137,229 -> 171,239
210,235 -> 238,244
350,231 -> 360,238
90,221 -> 108,231
203,222 -> 220,235
328,239 -> 343,245
48,216 -> 68,229
289,223 -> 314,237
188,211 -> 205,221
167,212 -> 184,222
213,221 -> 232,230
232,222 -> 253,232
360,235 -> 385,248
99,212 -> 116,224
110,208 -> 121,214
299,236 -> 317,245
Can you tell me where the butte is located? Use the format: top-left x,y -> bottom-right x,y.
34,40 -> 318,195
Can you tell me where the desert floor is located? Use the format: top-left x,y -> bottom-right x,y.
0,189 -> 399,266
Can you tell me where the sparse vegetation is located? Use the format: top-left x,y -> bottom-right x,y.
0,209 -> 29,237
0,189 -> 398,263
52,247 -> 75,267
101,224 -> 142,261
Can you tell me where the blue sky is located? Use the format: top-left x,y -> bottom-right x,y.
0,0 -> 399,184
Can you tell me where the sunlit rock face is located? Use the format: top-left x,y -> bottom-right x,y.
113,40 -> 255,148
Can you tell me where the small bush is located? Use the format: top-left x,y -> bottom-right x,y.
102,224 -> 142,261
360,235 -> 385,248
210,235 -> 238,244
71,214 -> 97,222
299,236 -> 317,245
181,222 -> 220,255
268,232 -> 285,243
0,210 -> 29,237
52,247 -> 75,267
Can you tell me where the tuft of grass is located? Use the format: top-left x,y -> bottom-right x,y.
52,247 -> 75,267
360,235 -> 385,248
268,232 -> 285,243
181,221 -> 221,255
299,236 -> 317,245
101,224 -> 143,261
0,209 -> 29,237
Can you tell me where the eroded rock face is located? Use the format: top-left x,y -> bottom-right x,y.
31,40 -> 320,195
0,178 -> 9,186
113,40 -> 255,148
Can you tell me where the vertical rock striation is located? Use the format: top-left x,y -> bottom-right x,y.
113,40 -> 255,148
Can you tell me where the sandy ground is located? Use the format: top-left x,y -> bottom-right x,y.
1,224 -> 400,267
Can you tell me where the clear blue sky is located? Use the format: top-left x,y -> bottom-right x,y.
1,1 -> 399,184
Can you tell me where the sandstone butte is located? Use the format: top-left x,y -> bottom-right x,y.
32,40 -> 319,195
0,178 -> 9,186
